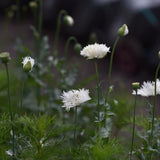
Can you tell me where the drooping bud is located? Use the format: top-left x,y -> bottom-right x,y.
29,1 -> 37,9
118,24 -> 129,37
0,52 -> 11,64
63,15 -> 74,26
88,32 -> 98,44
132,82 -> 140,91
22,56 -> 35,72
158,51 -> 160,59
74,43 -> 82,54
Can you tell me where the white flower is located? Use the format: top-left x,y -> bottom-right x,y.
22,56 -> 35,72
80,43 -> 110,59
61,88 -> 91,111
132,79 -> 160,97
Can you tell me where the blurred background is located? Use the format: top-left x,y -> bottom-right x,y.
0,0 -> 160,86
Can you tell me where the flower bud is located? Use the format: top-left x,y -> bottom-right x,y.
158,51 -> 160,59
0,52 -> 11,64
22,57 -> 35,72
63,15 -> 74,26
29,1 -> 37,9
118,24 -> 129,37
109,85 -> 114,93
74,43 -> 82,54
132,82 -> 140,91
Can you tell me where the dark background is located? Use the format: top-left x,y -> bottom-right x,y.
0,0 -> 160,84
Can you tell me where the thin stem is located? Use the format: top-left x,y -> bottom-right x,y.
151,63 -> 160,142
38,0 -> 43,39
53,10 -> 67,56
74,106 -> 78,144
94,60 -> 100,124
104,36 -> 120,127
130,89 -> 137,160
20,79 -> 24,112
5,64 -> 15,157
20,74 -> 28,114
64,36 -> 77,59
148,97 -> 152,144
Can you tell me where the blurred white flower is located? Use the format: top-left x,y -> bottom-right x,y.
61,88 -> 91,111
80,43 -> 110,59
22,56 -> 35,72
132,79 -> 160,97
6,150 -> 13,156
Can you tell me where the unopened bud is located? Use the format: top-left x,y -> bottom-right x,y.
132,82 -> 140,91
0,52 -> 11,64
74,43 -> 82,54
29,1 -> 37,9
109,85 -> 114,93
63,15 -> 74,26
118,24 -> 129,37
158,51 -> 160,59
22,57 -> 35,72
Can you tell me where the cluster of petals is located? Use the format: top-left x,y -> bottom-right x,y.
80,43 -> 110,59
132,79 -> 160,97
61,88 -> 91,111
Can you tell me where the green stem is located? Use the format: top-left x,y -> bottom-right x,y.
130,89 -> 137,160
104,36 -> 120,127
20,74 -> 28,114
74,106 -> 78,144
64,36 -> 77,59
148,97 -> 152,143
5,64 -> 15,157
94,60 -> 100,125
151,63 -> 160,143
53,10 -> 67,56
20,80 -> 24,113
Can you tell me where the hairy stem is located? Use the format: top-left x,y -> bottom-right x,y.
104,36 -> 120,127
95,60 -> 100,129
53,10 -> 67,56
130,89 -> 137,160
151,63 -> 160,143
74,106 -> 78,144
5,64 -> 15,157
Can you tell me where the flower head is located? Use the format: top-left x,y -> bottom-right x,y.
118,24 -> 129,37
80,43 -> 110,59
132,79 -> 160,97
22,56 -> 35,72
61,88 -> 91,111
